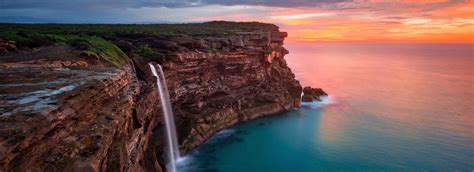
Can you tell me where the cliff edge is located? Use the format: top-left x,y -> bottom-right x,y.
0,21 -> 302,171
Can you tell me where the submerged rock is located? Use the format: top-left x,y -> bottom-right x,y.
302,86 -> 328,102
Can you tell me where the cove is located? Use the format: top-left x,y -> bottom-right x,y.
181,98 -> 473,171
179,100 -> 346,171
178,43 -> 474,172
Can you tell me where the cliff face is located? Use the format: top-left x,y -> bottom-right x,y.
0,51 -> 163,171
156,31 -> 302,152
0,22 -> 302,171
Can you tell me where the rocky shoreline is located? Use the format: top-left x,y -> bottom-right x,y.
0,22 -> 304,171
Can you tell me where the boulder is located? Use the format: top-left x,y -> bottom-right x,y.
302,86 -> 327,102
0,22 -> 298,172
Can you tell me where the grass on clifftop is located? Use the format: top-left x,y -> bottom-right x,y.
0,28 -> 129,67
0,21 -> 279,39
0,21 -> 279,67
68,36 -> 129,67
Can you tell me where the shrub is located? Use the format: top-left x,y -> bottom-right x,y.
0,30 -> 33,46
67,36 -> 129,67
135,45 -> 166,63
136,45 -> 158,58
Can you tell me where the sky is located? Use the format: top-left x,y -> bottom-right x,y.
1,0 -> 473,43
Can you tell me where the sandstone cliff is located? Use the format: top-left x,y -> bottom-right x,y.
0,21 -> 302,171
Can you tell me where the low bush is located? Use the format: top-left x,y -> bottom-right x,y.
67,36 -> 129,67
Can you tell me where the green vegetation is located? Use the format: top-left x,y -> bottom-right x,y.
0,21 -> 278,39
0,28 -> 128,67
135,45 -> 167,63
68,36 -> 128,67
135,45 -> 159,58
0,21 -> 279,67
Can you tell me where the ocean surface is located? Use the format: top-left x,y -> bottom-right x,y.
179,43 -> 474,171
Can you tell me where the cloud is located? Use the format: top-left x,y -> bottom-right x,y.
0,0 -> 362,23
0,0 -> 355,10
2,0 -> 466,11
1,0 -> 466,24
403,18 -> 432,25
0,0 -> 472,43
199,0 -> 354,9
271,13 -> 336,20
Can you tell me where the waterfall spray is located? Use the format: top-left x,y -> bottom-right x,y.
149,62 -> 181,172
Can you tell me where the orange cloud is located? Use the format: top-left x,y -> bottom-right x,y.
370,0 -> 449,4
186,1 -> 473,43
272,0 -> 474,43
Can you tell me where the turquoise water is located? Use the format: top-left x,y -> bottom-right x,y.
179,43 -> 474,171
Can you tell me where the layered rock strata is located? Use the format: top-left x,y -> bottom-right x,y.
0,22 -> 302,171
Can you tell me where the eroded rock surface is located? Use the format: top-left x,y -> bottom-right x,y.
301,86 -> 328,102
0,22 -> 302,171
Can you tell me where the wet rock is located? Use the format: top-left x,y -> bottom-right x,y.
302,95 -> 313,102
0,47 -> 162,171
302,86 -> 328,101
0,22 -> 309,172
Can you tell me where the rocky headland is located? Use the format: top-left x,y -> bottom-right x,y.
0,21 -> 304,171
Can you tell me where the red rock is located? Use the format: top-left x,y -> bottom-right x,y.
302,95 -> 313,102
0,24 -> 305,172
302,86 -> 328,102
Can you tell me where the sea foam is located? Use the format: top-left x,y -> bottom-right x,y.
301,96 -> 335,109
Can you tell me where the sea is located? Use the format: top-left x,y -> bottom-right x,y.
178,43 -> 474,171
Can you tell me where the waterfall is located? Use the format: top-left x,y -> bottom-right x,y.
148,62 -> 181,172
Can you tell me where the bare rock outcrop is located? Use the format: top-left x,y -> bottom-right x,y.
302,86 -> 328,102
0,22 -> 302,171
0,38 -> 16,55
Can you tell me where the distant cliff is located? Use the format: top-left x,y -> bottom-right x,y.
0,21 -> 302,171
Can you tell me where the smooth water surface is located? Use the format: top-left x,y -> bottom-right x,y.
180,43 -> 474,171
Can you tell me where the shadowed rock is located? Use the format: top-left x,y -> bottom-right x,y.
0,22 -> 305,172
302,86 -> 328,102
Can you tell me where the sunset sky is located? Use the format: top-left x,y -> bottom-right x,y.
1,0 -> 473,43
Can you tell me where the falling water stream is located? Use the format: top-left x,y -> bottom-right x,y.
149,62 -> 181,172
